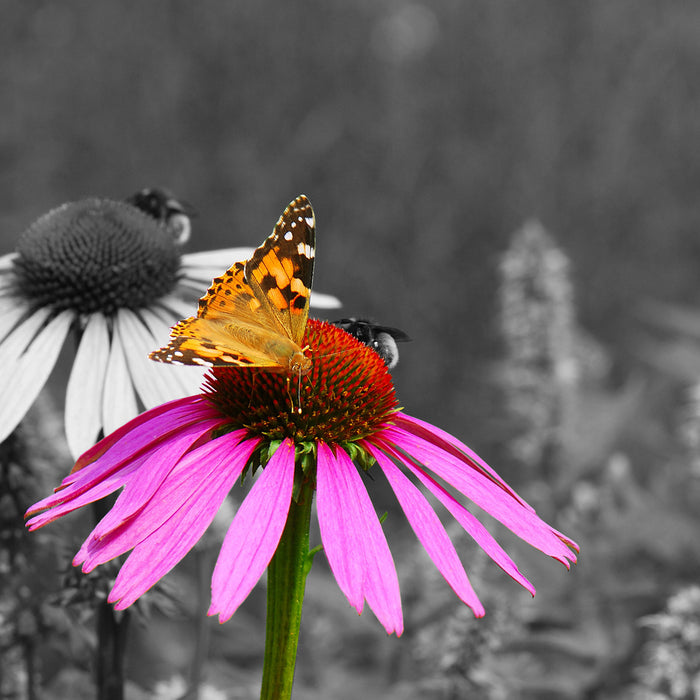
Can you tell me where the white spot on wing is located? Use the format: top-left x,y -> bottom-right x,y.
297,242 -> 314,258
193,358 -> 214,367
284,231 -> 293,241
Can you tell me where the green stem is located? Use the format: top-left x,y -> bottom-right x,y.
260,479 -> 314,700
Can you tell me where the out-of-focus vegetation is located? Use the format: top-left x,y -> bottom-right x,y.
4,2 -> 700,698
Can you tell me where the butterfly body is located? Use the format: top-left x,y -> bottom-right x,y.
150,195 -> 315,376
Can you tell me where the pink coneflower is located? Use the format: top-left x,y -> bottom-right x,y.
26,319 -> 578,636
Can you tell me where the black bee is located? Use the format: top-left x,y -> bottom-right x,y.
126,187 -> 195,245
333,318 -> 410,369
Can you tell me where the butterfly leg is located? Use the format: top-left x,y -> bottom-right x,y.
248,371 -> 258,409
285,374 -> 303,415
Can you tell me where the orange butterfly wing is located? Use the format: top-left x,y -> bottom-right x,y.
150,195 -> 315,371
245,196 -> 315,346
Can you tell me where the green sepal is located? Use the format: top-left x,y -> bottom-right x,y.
289,441 -> 317,502
295,440 -> 317,477
305,544 -> 324,575
341,440 -> 377,472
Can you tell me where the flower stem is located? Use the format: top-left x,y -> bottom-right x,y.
96,604 -> 129,700
260,478 -> 314,700
92,497 -> 129,700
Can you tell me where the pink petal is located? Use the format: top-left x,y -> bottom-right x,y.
26,411 -> 224,529
317,443 -> 403,636
379,425 -> 577,565
27,396 -> 217,516
369,446 -> 485,616
316,442 -> 364,610
70,395 -> 218,476
107,435 -> 259,609
86,423 -> 241,545
209,438 -> 296,622
369,439 -> 535,595
77,429 -> 250,568
26,451 -> 152,530
391,412 -> 532,509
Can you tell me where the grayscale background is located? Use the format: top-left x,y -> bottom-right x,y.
3,3 -> 700,698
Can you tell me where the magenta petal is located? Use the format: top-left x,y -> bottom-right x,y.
379,425 -> 578,565
26,452 -> 151,530
369,439 -> 535,595
209,438 -> 296,622
85,419 -> 232,545
25,397 -> 225,527
390,412 -> 532,509
71,395 -> 217,475
316,442 -> 364,611
317,443 -> 403,636
106,435 -> 259,609
76,430 -> 251,569
369,446 -> 485,616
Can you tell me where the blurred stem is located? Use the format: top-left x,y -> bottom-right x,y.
184,547 -> 213,700
96,604 -> 130,700
93,497 -> 129,700
259,479 -> 314,700
24,638 -> 37,700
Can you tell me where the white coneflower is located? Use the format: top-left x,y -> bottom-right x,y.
0,190 -> 340,458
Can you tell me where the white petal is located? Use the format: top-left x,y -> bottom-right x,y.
0,298 -> 32,344
154,294 -> 197,320
65,313 -> 111,458
181,248 -> 341,309
0,281 -> 15,296
102,324 -> 138,434
181,248 -> 252,267
0,305 -> 54,367
147,301 -> 183,331
309,291 -> 342,310
174,277 -> 205,291
0,252 -> 18,270
0,310 -> 73,444
116,308 -> 203,409
179,248 -> 253,286
141,308 -> 205,397
0,272 -> 17,294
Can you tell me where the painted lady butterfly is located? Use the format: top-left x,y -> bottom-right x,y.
150,195 -> 315,379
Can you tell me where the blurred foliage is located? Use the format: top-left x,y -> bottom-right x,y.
630,586 -> 700,699
4,1 -> 700,698
497,220 -> 577,478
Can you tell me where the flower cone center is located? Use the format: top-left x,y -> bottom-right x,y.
204,320 -> 399,444
13,198 -> 181,315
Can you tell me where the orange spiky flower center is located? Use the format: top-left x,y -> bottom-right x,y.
203,320 -> 399,444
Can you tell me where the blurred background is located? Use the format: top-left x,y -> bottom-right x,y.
4,2 -> 700,698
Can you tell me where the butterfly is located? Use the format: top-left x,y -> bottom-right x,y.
150,195 -> 315,382
333,318 -> 410,370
